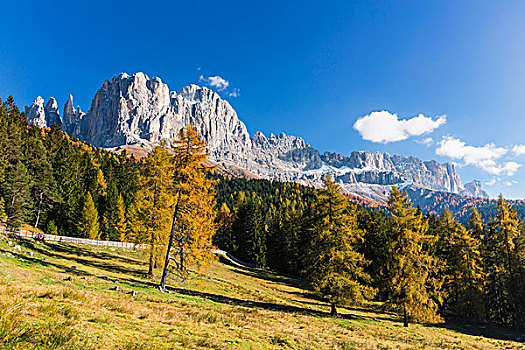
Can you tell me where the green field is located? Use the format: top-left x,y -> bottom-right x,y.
0,235 -> 523,349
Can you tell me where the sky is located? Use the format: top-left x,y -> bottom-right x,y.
1,1 -> 525,198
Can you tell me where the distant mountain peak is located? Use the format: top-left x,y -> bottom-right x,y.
24,71 -> 486,202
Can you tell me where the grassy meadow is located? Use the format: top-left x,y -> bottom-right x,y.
0,234 -> 523,349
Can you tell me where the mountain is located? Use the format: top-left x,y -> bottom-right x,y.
23,72 -> 487,203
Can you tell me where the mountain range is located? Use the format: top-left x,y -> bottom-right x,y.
23,72 -> 488,203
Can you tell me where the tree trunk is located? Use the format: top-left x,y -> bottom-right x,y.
403,302 -> 409,327
35,191 -> 43,229
148,231 -> 155,279
330,302 -> 338,317
149,181 -> 159,279
159,189 -> 182,292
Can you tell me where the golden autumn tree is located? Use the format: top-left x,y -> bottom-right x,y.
386,186 -> 442,327
133,145 -> 175,279
304,175 -> 375,317
484,195 -> 524,328
437,208 -> 485,322
78,192 -> 100,240
116,194 -> 128,242
159,124 -> 217,290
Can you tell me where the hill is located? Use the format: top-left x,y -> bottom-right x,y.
0,234 -> 523,349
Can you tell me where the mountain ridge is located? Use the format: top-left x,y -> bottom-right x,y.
23,72 -> 488,202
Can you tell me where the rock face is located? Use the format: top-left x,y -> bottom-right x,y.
464,180 -> 489,198
24,72 -> 486,202
24,96 -> 62,127
63,94 -> 85,135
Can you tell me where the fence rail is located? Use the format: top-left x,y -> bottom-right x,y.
0,226 -> 148,249
0,227 -> 260,269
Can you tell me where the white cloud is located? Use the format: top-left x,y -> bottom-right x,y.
512,144 -> 525,155
353,111 -> 446,143
435,137 -> 521,176
228,88 -> 240,97
199,75 -> 230,91
415,137 -> 433,147
485,178 -> 498,186
485,177 -> 518,187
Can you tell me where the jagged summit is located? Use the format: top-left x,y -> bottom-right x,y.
24,72 -> 487,202
24,96 -> 61,127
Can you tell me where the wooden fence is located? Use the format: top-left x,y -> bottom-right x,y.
0,226 -> 148,249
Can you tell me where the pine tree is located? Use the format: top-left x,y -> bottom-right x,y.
4,162 -> 32,228
437,208 -> 485,322
468,207 -> 485,241
3,98 -> 32,228
0,197 -> 6,224
230,195 -> 266,266
214,203 -> 233,251
24,126 -> 57,228
484,195 -> 524,328
304,175 -> 375,316
116,194 -> 127,242
160,124 -> 217,290
386,186 -> 442,326
133,145 -> 175,278
78,192 -> 100,239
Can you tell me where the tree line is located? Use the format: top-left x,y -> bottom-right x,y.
2,96 -> 525,328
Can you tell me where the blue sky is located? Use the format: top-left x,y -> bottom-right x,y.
1,1 -> 525,198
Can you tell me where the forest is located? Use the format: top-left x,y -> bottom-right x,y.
1,96 -> 525,329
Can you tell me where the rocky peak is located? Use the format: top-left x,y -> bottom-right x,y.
24,96 -> 62,127
44,97 -> 61,126
24,71 -> 487,202
463,180 -> 488,198
63,95 -> 85,135
24,96 -> 47,127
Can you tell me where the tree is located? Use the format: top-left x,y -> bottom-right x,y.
160,124 -> 217,290
386,186 -> 442,326
484,195 -> 524,328
4,162 -> 32,228
133,146 -> 175,278
230,195 -> 266,266
78,192 -> 100,239
0,197 -> 7,224
24,126 -> 57,229
304,175 -> 374,317
437,208 -> 485,322
468,207 -> 485,241
116,194 -> 127,242
214,203 -> 233,251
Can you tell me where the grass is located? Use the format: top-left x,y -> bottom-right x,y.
0,234 -> 524,349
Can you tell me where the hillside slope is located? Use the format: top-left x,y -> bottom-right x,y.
0,235 -> 523,349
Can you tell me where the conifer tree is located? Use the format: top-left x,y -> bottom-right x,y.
160,124 -> 217,290
437,208 -> 485,322
24,126 -> 57,228
0,197 -> 7,224
484,195 -> 524,328
133,145 -> 174,278
214,203 -> 233,251
116,194 -> 127,242
468,207 -> 485,241
386,186 -> 442,326
4,162 -> 32,228
304,175 -> 374,316
230,195 -> 266,266
78,192 -> 100,239
4,98 -> 32,228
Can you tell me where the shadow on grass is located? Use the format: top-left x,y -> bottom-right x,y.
430,318 -> 525,343
218,256 -> 303,289
12,239 -> 148,278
